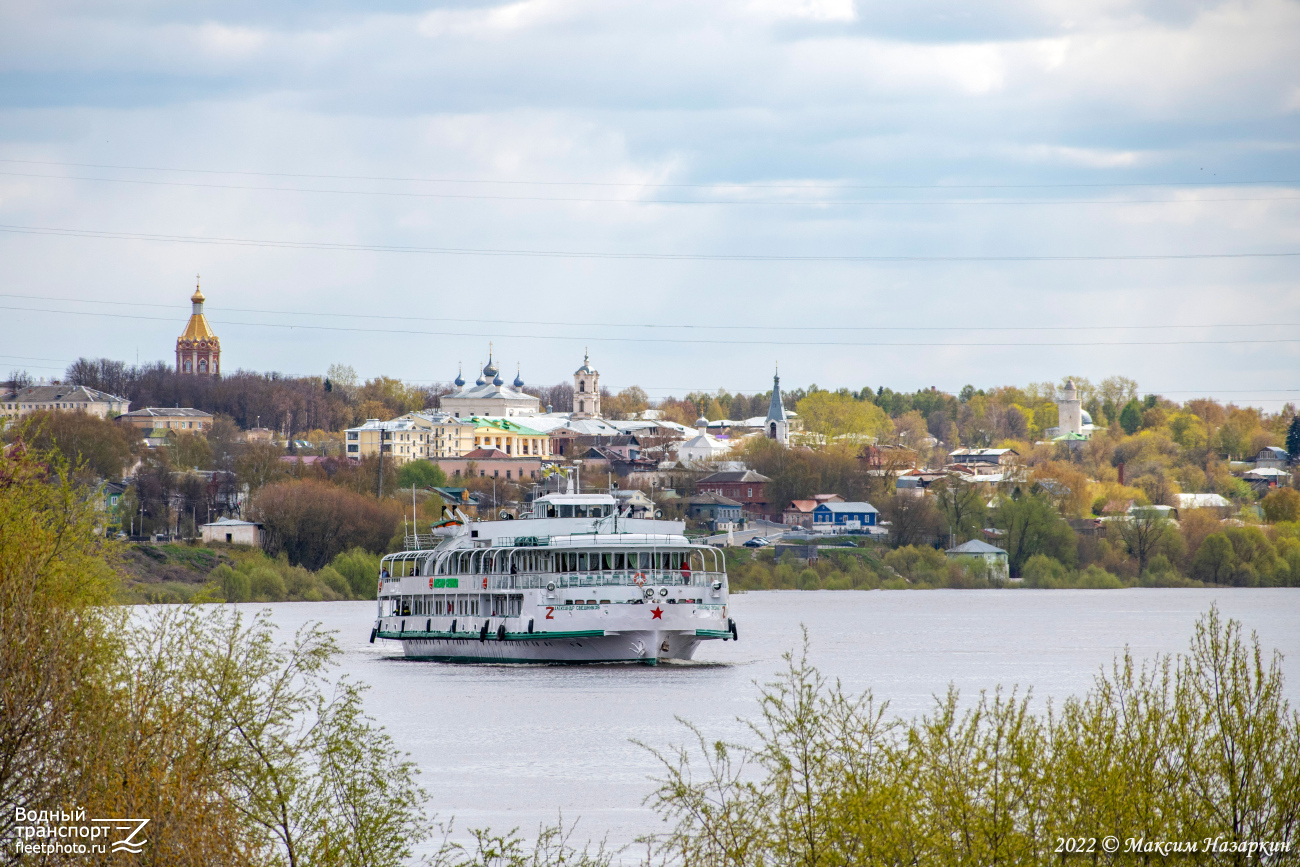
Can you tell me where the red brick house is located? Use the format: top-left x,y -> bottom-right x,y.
696,469 -> 773,519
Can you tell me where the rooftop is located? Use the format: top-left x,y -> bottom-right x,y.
814,501 -> 879,513
685,492 -> 743,506
121,406 -> 213,419
202,517 -> 262,528
946,539 -> 1007,555
2,384 -> 127,403
698,469 -> 772,484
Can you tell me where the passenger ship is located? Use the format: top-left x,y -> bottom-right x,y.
371,482 -> 737,664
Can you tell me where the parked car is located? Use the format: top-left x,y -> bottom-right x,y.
743,537 -> 771,548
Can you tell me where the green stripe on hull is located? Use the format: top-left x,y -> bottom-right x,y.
377,629 -> 606,641
399,653 -> 658,665
694,629 -> 731,638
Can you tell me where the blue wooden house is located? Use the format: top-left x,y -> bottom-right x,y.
811,501 -> 879,530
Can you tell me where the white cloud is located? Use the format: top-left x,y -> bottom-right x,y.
744,0 -> 858,23
0,0 -> 1296,396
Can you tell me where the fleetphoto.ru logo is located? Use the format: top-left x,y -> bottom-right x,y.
12,807 -> 149,856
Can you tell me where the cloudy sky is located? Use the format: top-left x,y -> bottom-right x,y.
1,0 -> 1297,404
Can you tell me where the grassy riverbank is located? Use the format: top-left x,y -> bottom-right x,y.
116,541 -> 381,603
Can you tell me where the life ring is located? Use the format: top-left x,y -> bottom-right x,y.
482,576 -> 488,589
633,573 -> 647,586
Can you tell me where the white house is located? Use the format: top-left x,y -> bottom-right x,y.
201,517 -> 264,547
1175,492 -> 1233,513
945,539 -> 1010,580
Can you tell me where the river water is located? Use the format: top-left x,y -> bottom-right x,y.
247,589 -> 1300,852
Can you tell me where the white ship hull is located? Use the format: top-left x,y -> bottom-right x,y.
391,630 -> 718,664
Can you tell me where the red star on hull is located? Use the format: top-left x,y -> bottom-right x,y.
651,606 -> 664,619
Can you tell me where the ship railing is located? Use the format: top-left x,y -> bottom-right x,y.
494,535 -> 551,548
479,570 -> 726,590
493,533 -> 689,548
403,533 -> 443,549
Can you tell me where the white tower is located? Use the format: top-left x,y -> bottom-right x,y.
1057,379 -> 1083,436
572,350 -> 601,419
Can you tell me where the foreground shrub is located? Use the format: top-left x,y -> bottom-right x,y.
2,440 -> 428,865
645,609 -> 1300,866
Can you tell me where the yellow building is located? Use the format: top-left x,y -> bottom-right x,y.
344,412 -> 476,465
342,412 -> 552,465
468,417 -> 551,458
118,406 -> 213,432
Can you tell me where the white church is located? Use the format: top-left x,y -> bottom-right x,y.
1044,379 -> 1102,440
438,350 -> 605,421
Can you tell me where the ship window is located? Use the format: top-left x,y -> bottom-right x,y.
602,553 -> 613,571
577,552 -> 588,571
560,505 -> 574,518
614,553 -> 626,570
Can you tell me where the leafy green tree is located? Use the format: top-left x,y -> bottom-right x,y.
214,563 -> 251,602
236,440 -> 289,492
992,494 -> 1077,576
397,459 -> 447,489
796,391 -> 893,443
1192,532 -> 1236,584
0,439 -> 120,843
881,494 -> 943,549
1113,506 -> 1174,577
1262,487 -> 1300,523
1119,399 -> 1144,435
167,430 -> 214,470
932,477 -> 987,544
96,607 -> 430,866
249,565 -> 287,601
19,409 -> 136,480
1021,553 -> 1069,587
331,548 -> 383,599
603,385 -> 650,419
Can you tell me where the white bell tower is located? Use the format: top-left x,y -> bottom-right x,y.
572,350 -> 601,419
1057,379 -> 1083,436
